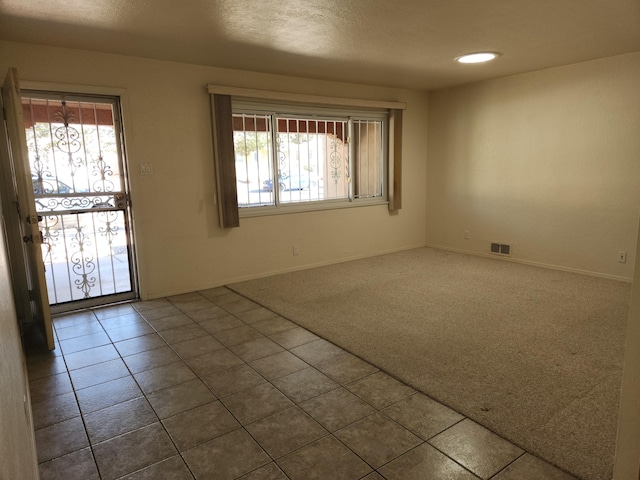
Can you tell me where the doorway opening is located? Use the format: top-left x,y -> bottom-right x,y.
21,91 -> 138,313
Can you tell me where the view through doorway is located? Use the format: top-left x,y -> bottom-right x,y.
21,91 -> 137,313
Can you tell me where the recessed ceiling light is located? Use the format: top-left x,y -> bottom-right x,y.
456,52 -> 501,64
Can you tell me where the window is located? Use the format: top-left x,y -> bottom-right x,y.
208,86 -> 404,228
233,104 -> 387,210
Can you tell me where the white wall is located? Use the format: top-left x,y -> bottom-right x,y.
615,218 -> 640,479
0,40 -> 429,299
426,52 -> 640,280
0,204 -> 39,479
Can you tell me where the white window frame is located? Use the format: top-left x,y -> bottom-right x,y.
233,101 -> 389,216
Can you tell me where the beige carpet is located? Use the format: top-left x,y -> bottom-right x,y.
230,247 -> 632,480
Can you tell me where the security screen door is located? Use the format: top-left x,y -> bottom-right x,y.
21,91 -> 137,313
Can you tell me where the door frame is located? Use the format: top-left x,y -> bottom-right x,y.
1,69 -> 54,349
14,80 -> 140,312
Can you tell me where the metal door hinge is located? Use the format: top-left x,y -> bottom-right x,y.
23,231 -> 43,244
26,214 -> 42,224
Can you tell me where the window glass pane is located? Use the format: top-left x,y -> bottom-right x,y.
276,117 -> 349,204
233,113 -> 274,207
353,119 -> 384,199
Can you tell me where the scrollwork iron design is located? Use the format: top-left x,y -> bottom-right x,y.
54,101 -> 85,172
69,218 -> 96,299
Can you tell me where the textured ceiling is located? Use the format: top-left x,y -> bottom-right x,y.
1,0 -> 639,90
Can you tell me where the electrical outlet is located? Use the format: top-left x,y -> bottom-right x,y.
292,245 -> 299,256
618,251 -> 627,263
139,163 -> 153,175
464,230 -> 470,240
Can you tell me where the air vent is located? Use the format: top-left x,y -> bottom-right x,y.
491,242 -> 511,256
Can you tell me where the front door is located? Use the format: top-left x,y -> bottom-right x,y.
20,90 -> 138,313
0,68 -> 54,349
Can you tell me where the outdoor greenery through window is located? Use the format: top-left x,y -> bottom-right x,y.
233,103 -> 388,210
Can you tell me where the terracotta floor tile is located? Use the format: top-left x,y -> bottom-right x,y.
272,367 -> 339,403
145,312 -> 194,332
122,345 -> 182,374
29,372 -> 73,403
199,314 -> 245,334
213,325 -> 265,347
251,316 -> 297,335
76,375 -> 142,414
185,305 -> 229,322
146,378 -> 216,419
38,447 -> 100,480
55,321 -> 104,341
83,396 -> 158,444
201,363 -> 266,397
132,298 -> 172,314
171,334 -> 225,359
118,455 -> 194,479
114,333 -> 167,357
221,298 -> 261,314
234,306 -> 279,324
230,336 -> 285,362
290,339 -> 346,365
159,323 -> 208,345
300,387 -> 376,432
59,331 -> 111,355
103,322 -> 156,343
26,354 -> 68,380
52,311 -> 97,329
221,383 -> 294,425
334,412 -> 422,469
378,443 -> 480,479
182,428 -> 270,480
134,361 -> 197,394
249,350 -> 310,381
346,371 -> 415,409
93,303 -> 137,320
429,419 -> 524,479
31,391 -> 80,429
492,453 -> 578,480
383,392 -> 464,440
92,422 -> 176,480
315,352 -> 379,385
69,357 -> 129,390
35,416 -> 89,463
184,347 -> 244,377
277,435 -> 372,480
137,303 -> 181,320
63,344 -> 120,371
237,463 -> 289,479
246,406 -> 328,458
162,400 -> 240,451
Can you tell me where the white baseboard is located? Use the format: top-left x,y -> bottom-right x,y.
425,243 -> 633,283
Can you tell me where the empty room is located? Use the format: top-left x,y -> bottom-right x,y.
1,1 -> 640,480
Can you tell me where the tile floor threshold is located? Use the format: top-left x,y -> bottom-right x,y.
26,287 -> 579,480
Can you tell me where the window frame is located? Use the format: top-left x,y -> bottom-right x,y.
232,101 -> 389,216
207,85 -> 405,228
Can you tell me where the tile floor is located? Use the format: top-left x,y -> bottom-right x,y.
26,287 -> 579,480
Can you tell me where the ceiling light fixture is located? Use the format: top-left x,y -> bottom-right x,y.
456,52 -> 501,64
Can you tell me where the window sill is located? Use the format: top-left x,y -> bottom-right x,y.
238,198 -> 389,218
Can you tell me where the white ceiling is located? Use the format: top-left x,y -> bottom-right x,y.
1,0 -> 639,90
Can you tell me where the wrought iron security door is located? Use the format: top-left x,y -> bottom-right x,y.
21,92 -> 137,312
